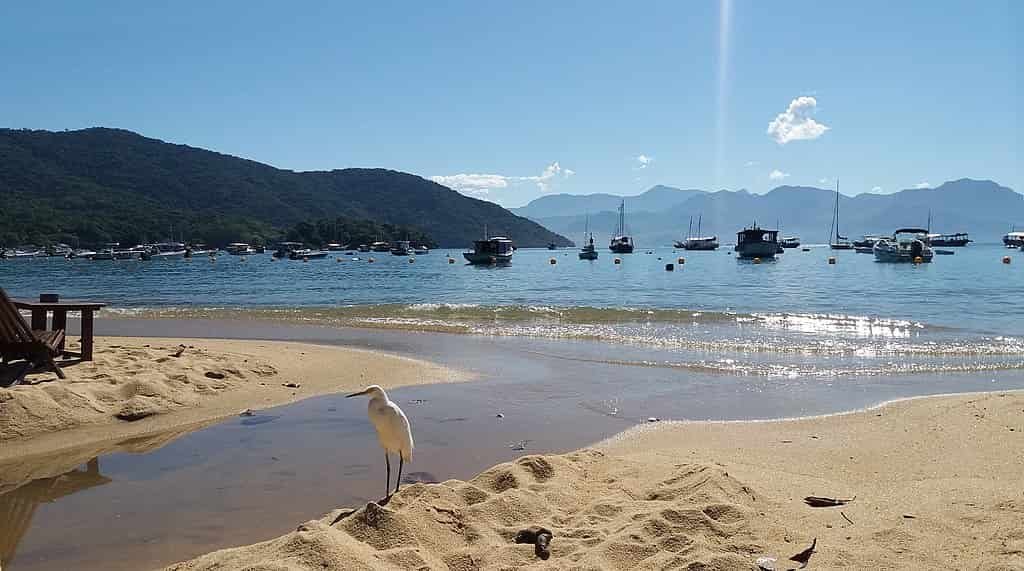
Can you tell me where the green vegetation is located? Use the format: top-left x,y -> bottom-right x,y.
0,128 -> 571,248
285,217 -> 434,248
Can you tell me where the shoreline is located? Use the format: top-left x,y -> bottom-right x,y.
168,389 -> 1024,570
0,336 -> 469,462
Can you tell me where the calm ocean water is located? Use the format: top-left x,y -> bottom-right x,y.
2,243 -> 1022,379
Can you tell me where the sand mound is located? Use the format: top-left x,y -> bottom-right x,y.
1,337 -> 464,459
166,450 -> 775,570
0,340 -> 278,441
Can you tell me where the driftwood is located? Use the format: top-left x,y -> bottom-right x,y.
841,511 -> 854,525
170,344 -> 186,358
803,495 -> 855,507
788,537 -> 817,569
515,525 -> 553,560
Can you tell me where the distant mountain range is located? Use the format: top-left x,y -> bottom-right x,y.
512,179 -> 1023,246
0,128 -> 571,248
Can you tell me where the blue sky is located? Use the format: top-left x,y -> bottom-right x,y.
1,1 -> 1018,207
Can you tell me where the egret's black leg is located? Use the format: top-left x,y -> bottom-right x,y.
395,456 -> 404,495
385,453 -> 392,500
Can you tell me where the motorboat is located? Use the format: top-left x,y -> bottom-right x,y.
927,232 -> 971,247
464,235 -> 514,265
779,236 -> 801,249
371,241 -> 390,252
288,248 -> 329,260
273,242 -> 305,258
149,242 -> 188,257
415,245 -> 430,255
1001,231 -> 1023,248
226,243 -> 253,255
609,200 -> 635,253
734,224 -> 779,259
873,228 -> 934,263
390,241 -> 413,256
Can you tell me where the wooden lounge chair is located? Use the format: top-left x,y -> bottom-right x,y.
0,288 -> 65,387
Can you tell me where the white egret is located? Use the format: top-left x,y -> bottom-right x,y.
346,385 -> 414,502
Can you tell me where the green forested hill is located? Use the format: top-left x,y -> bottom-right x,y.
0,128 -> 571,248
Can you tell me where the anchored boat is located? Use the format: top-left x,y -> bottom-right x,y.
873,228 -> 934,263
609,200 -> 635,254
579,216 -> 598,260
734,224 -> 780,259
464,234 -> 514,265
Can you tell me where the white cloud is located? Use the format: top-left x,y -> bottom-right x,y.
769,169 -> 790,181
914,181 -> 930,189
871,186 -> 883,193
744,161 -> 759,167
767,96 -> 830,144
431,162 -> 573,197
635,154 -> 654,169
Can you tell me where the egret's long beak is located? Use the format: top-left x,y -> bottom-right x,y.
345,388 -> 370,398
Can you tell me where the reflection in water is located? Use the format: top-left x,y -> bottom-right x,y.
0,459 -> 111,567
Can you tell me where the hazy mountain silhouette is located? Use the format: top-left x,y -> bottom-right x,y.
515,180 -> 1021,246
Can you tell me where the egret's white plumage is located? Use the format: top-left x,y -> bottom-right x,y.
346,384 -> 414,500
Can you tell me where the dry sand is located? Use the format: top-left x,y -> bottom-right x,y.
167,391 -> 1024,570
0,336 -> 466,461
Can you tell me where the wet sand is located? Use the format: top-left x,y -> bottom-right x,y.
2,319 -> 1023,570
168,390 -> 1024,570
1,336 -> 465,461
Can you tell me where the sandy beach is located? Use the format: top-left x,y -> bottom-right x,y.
166,390 -> 1024,570
0,336 -> 466,461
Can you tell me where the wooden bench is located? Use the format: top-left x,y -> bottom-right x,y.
0,288 -> 68,387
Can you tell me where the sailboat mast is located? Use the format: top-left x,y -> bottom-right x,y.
835,179 -> 840,239
697,214 -> 702,237
687,216 -> 692,240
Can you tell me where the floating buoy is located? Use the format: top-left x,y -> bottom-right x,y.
302,256 -> 309,262
448,257 -> 455,264
753,257 -> 762,264
802,247 -> 811,252
828,256 -> 836,265
677,257 -> 685,265
549,258 -> 556,265
409,257 -> 415,263
1003,256 -> 1011,264
913,256 -> 923,264
665,263 -> 674,271
336,257 -> 342,262
368,257 -> 375,263
614,258 -> 622,264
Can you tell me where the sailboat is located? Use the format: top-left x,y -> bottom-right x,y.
828,179 -> 853,250
675,215 -> 719,250
579,215 -> 598,260
609,200 -> 635,253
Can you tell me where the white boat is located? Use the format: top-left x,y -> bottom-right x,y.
675,215 -> 719,250
873,228 -> 934,263
288,248 -> 329,260
226,243 -> 253,255
150,242 -> 188,257
1003,230 -> 1024,248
